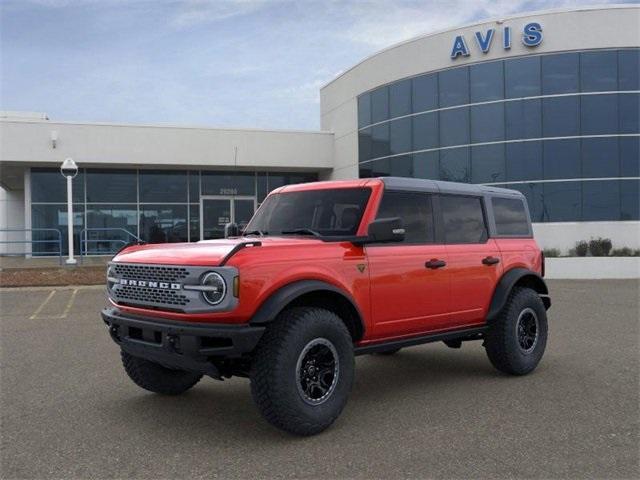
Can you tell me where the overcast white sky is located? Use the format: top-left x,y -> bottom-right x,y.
0,0 -> 632,130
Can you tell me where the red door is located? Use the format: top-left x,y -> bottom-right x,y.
366,191 -> 451,340
439,195 -> 503,328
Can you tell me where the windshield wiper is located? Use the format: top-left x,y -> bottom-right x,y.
281,228 -> 322,238
243,229 -> 268,237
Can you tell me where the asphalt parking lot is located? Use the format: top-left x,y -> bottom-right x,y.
1,280 -> 638,479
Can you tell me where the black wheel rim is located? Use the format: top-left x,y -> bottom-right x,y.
295,338 -> 339,405
516,307 -> 539,354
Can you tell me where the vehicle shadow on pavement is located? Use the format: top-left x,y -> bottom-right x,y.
103,344 -> 504,441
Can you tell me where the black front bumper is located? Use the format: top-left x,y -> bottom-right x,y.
101,308 -> 265,377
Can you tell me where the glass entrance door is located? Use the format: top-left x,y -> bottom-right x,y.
200,196 -> 256,240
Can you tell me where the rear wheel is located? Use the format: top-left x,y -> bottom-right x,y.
121,351 -> 202,395
250,307 -> 354,436
484,287 -> 548,375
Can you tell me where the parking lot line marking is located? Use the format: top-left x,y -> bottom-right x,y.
29,290 -> 56,319
57,288 -> 78,319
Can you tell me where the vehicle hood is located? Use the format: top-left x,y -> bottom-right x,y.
112,236 -> 324,266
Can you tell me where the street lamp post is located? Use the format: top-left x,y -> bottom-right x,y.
60,158 -> 78,265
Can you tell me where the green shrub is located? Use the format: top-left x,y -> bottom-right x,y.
589,237 -> 612,257
611,247 -> 640,257
543,248 -> 561,258
574,241 -> 589,257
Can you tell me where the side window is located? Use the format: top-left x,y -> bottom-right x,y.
492,197 -> 530,236
376,191 -> 434,243
440,195 -> 487,244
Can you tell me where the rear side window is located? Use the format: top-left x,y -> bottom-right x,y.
492,197 -> 530,236
376,191 -> 435,243
440,195 -> 487,244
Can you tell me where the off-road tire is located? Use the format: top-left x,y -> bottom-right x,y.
121,351 -> 202,395
250,307 -> 355,436
484,287 -> 548,375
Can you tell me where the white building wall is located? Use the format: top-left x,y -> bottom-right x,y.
0,186 -> 25,254
533,221 -> 640,254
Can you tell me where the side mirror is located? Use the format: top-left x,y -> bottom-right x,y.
224,222 -> 239,238
366,217 -> 405,243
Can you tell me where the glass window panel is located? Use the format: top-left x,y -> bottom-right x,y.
85,204 -> 138,254
541,52 -> 579,94
439,67 -> 469,107
581,137 -> 619,178
139,170 -> 187,203
267,173 -> 317,192
505,56 -> 541,98
439,148 -> 470,182
542,96 -> 579,137
619,92 -> 640,134
505,99 -> 542,140
389,154 -> 413,177
358,93 -> 371,128
620,179 -> 640,220
581,94 -> 618,135
440,195 -> 487,244
439,108 -> 469,147
370,159 -> 391,177
471,144 -> 505,183
370,87 -> 389,123
201,171 -> 255,196
189,204 -> 200,241
389,79 -> 412,118
31,168 -> 84,203
31,204 -> 83,256
359,163 -> 373,178
389,117 -> 412,155
619,49 -> 640,91
376,192 -> 435,243
188,171 -> 200,202
470,61 -> 504,102
508,183 -> 544,223
359,128 -> 373,162
542,182 -> 581,222
581,51 -> 618,92
412,112 -> 438,151
582,180 -> 620,221
492,197 -> 530,236
544,139 -> 580,180
371,123 -> 390,158
620,137 -> 640,177
86,169 -> 136,203
412,73 -> 438,113
413,151 -> 439,180
139,205 -> 188,243
506,141 -> 543,181
257,173 -> 268,203
470,103 -> 504,143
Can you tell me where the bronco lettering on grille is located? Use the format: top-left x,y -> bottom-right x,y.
119,279 -> 181,290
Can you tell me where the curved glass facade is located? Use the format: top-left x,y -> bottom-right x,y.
357,48 -> 640,222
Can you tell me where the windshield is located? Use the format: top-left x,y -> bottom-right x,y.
244,188 -> 371,237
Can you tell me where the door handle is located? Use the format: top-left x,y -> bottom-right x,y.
425,259 -> 446,269
482,256 -> 500,266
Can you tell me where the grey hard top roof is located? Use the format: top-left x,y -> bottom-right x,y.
380,177 -> 523,198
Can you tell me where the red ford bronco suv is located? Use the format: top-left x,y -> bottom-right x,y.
102,177 -> 551,435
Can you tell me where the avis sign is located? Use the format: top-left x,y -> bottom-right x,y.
450,22 -> 543,59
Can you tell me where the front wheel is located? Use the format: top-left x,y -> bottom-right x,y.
484,287 -> 548,375
250,307 -> 354,436
121,351 -> 202,395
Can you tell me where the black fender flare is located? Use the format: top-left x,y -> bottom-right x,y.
249,280 -> 366,339
486,268 -> 551,322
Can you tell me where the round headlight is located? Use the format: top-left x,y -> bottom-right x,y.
201,272 -> 226,305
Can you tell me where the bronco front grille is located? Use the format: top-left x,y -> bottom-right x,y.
116,284 -> 190,307
113,264 -> 189,283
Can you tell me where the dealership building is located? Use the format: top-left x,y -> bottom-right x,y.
1,5 -> 638,257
